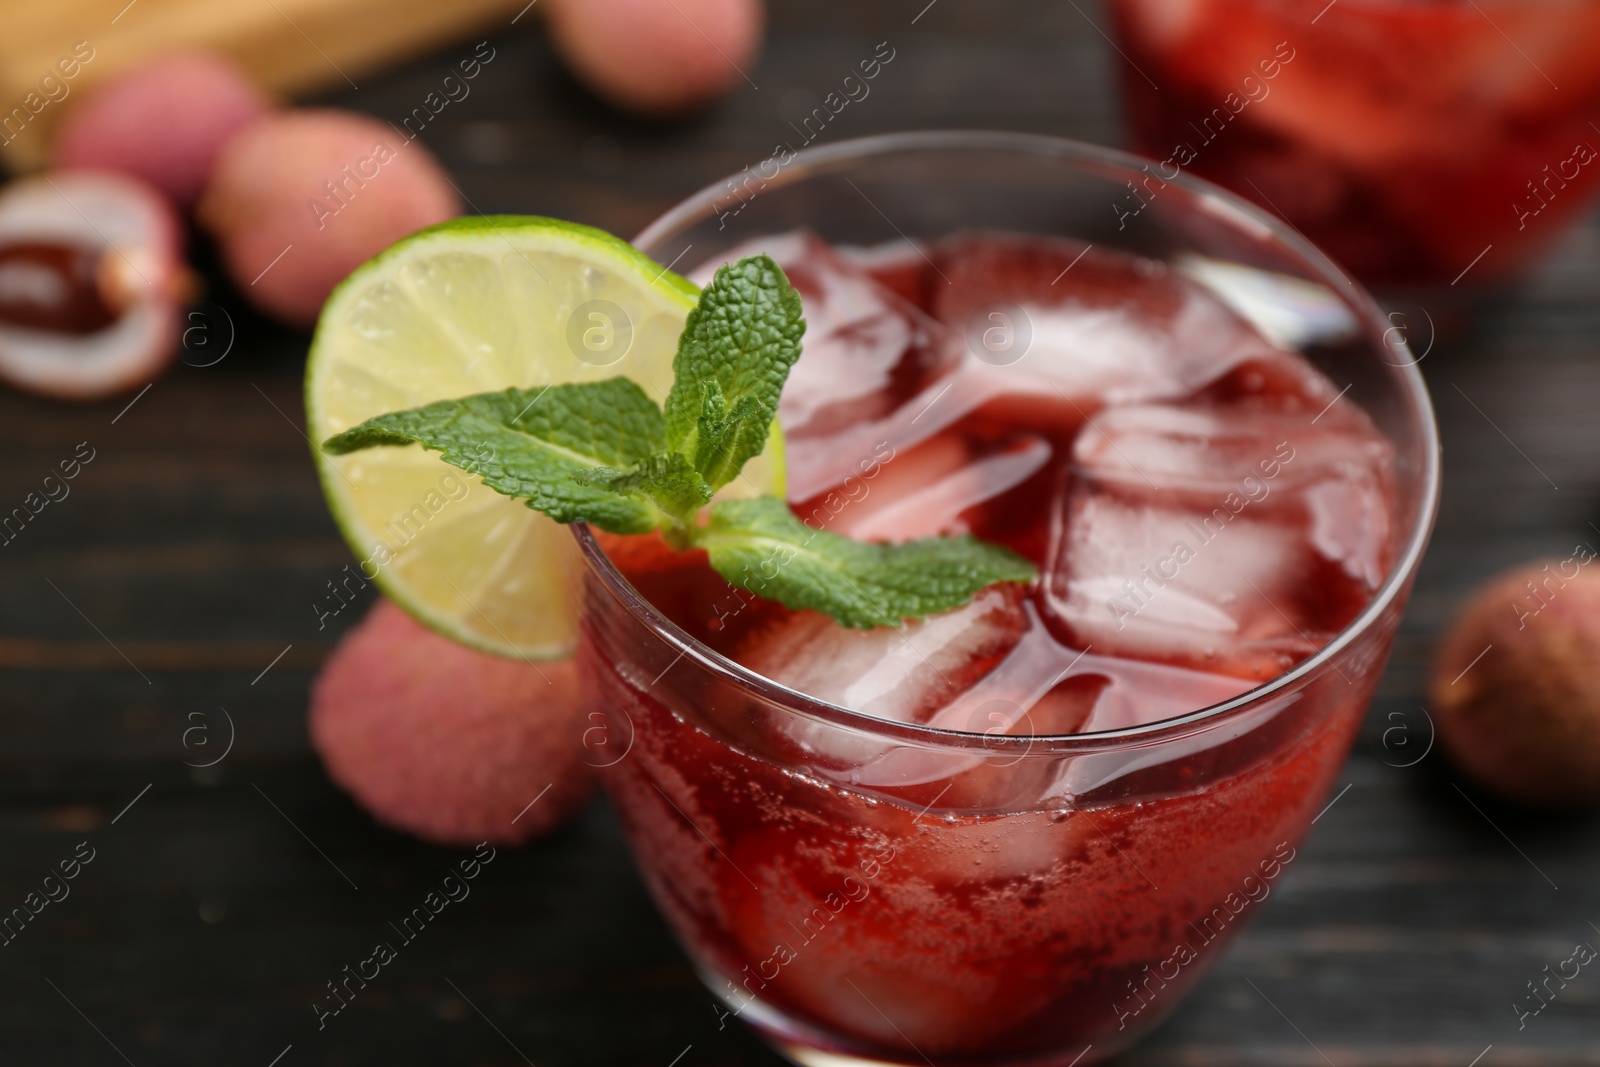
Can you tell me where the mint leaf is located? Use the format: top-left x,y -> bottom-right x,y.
323,247 -> 1037,631
323,380 -> 667,534
664,255 -> 804,491
701,496 -> 1037,629
690,379 -> 770,491
573,451 -> 711,539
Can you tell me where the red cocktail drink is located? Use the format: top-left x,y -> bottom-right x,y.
1111,0 -> 1600,286
576,135 -> 1438,1066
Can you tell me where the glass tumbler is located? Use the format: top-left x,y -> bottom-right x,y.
573,131 -> 1440,1066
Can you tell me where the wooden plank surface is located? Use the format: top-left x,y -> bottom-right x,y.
1,1 -> 1598,1063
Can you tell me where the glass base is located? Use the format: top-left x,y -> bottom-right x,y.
774,1039 -> 1120,1067
697,960 -> 1150,1067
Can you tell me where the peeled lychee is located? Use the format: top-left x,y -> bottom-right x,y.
0,171 -> 187,401
1430,558 -> 1600,807
310,598 -> 596,846
53,51 -> 272,207
198,110 -> 458,326
545,0 -> 764,116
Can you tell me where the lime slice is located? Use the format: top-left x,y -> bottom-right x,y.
305,216 -> 784,660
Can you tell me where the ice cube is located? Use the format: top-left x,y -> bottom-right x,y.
931,233 -> 1178,328
1066,650 -> 1256,732
844,609 -> 1096,793
695,233 -> 956,428
791,432 -> 971,542
698,232 -> 963,503
737,585 -> 1029,765
1305,475 -> 1390,590
772,233 -> 1327,505
1068,401 -> 1396,598
1045,488 -> 1323,680
924,234 -> 1321,421
822,433 -> 1054,543
837,239 -> 932,308
1070,402 -> 1389,499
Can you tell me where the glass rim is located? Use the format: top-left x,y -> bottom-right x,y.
574,129 -> 1442,755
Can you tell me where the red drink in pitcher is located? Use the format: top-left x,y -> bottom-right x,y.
1111,0 -> 1600,286
579,224 -> 1402,1063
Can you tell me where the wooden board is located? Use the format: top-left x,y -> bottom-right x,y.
0,0 -> 537,169
1,1 -> 1599,1063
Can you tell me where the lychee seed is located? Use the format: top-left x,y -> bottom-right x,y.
0,171 -> 185,401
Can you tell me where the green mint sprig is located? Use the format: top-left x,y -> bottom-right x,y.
323,254 -> 1035,629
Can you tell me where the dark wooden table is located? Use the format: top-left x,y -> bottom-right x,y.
4,2 -> 1598,1064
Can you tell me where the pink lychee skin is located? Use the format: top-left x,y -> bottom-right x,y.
310,599 -> 596,846
1431,560 -> 1600,808
197,109 -> 459,326
545,0 -> 764,116
53,51 -> 272,207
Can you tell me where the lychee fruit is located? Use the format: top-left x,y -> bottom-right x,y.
0,171 -> 187,401
53,51 -> 272,207
197,109 -> 458,326
545,0 -> 764,116
310,598 -> 596,846
1430,557 -> 1600,807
